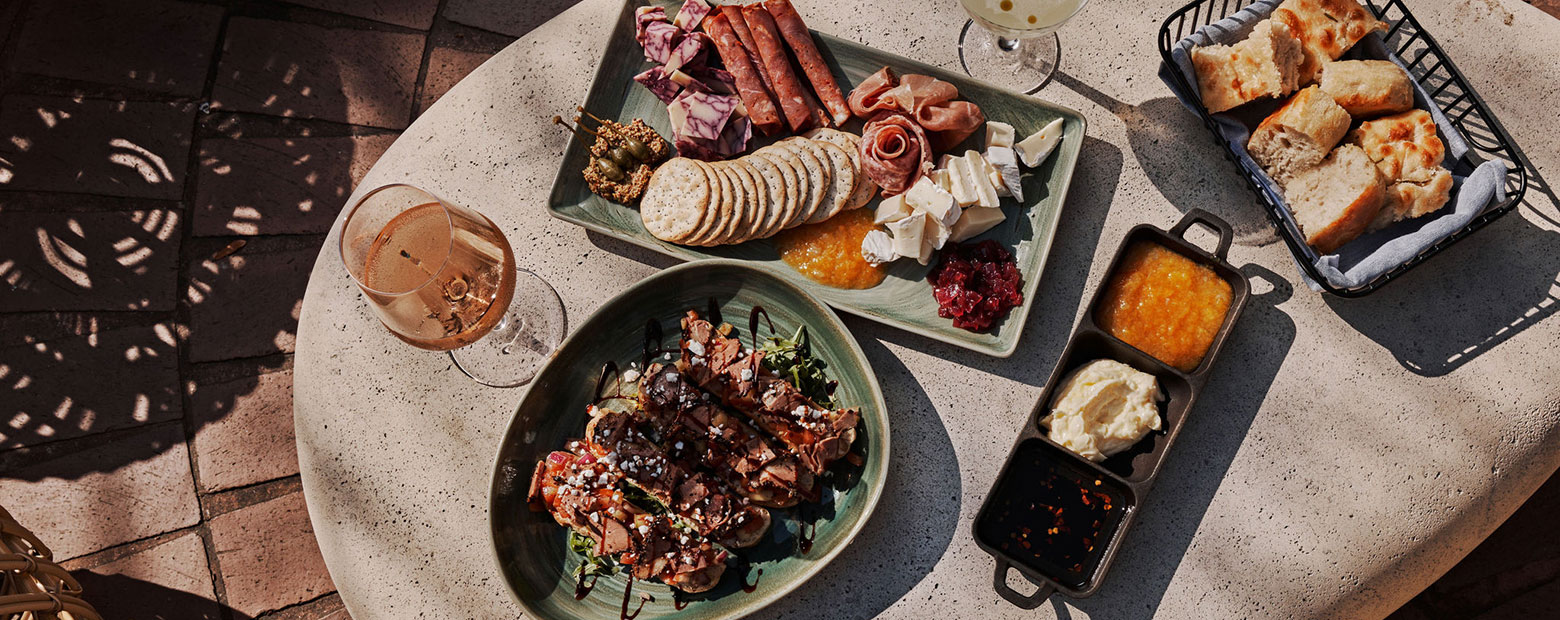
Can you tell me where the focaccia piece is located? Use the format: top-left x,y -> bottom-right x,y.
1318,60 -> 1415,118
1369,168 -> 1454,231
1285,144 -> 1386,254
1191,18 -> 1304,113
1272,0 -> 1387,83
1347,109 -> 1445,183
1247,85 -> 1352,187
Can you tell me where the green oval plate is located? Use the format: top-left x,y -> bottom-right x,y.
489,259 -> 890,620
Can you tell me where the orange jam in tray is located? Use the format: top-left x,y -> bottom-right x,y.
1097,242 -> 1232,372
775,208 -> 887,290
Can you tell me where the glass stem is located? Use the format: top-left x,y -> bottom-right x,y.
997,36 -> 1020,52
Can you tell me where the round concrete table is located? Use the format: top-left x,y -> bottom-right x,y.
294,0 -> 1560,617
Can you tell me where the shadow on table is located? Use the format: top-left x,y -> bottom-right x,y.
1054,263 -> 1295,619
1323,164 -> 1560,377
875,135 -> 1125,389
1052,71 -> 1278,247
73,570 -> 248,620
0,3 -> 394,482
745,332 -> 961,620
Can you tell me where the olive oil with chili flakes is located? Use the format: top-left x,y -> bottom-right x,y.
977,439 -> 1127,589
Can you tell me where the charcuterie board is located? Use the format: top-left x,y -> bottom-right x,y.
547,0 -> 1086,357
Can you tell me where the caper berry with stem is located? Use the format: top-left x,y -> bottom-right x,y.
594,157 -> 627,182
606,146 -> 637,169
578,107 -> 656,162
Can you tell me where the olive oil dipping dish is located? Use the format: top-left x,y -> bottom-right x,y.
975,209 -> 1251,607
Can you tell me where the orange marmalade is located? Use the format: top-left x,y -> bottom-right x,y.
1097,242 -> 1231,372
775,209 -> 886,289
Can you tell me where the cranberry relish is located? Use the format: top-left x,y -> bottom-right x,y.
929,240 -> 1024,332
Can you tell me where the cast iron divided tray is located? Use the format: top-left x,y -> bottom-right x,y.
974,209 -> 1251,607
1157,0 -> 1531,297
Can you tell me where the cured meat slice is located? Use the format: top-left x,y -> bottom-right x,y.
848,67 -> 986,152
703,13 -> 783,135
528,449 -> 729,592
719,5 -> 774,94
584,410 -> 772,548
764,0 -> 851,125
677,311 -> 860,474
741,4 -> 818,133
859,111 -> 934,195
637,364 -> 816,507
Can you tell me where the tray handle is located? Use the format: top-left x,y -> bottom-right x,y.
992,558 -> 1056,609
1169,208 -> 1234,260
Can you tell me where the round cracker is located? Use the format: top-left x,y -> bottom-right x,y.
772,140 -> 827,229
686,162 -> 734,246
729,160 -> 767,244
716,162 -> 759,245
810,140 -> 856,223
745,153 -> 791,241
640,158 -> 710,243
755,147 -> 808,237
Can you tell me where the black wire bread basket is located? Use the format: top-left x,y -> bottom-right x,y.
1157,0 -> 1531,297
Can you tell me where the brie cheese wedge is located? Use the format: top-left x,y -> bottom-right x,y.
985,121 -> 1015,150
947,154 -> 980,207
923,210 -> 951,255
1016,118 -> 1064,168
873,193 -> 913,225
860,229 -> 897,266
951,206 -> 1006,242
906,177 -> 960,228
962,151 -> 1001,209
887,215 -> 925,264
984,146 -> 1024,202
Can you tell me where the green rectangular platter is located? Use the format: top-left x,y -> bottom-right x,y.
547,0 -> 1087,357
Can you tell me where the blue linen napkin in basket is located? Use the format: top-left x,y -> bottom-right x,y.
1156,0 -> 1507,291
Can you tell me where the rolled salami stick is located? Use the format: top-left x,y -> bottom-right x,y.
741,4 -> 817,133
719,5 -> 774,94
703,14 -> 784,135
764,0 -> 851,126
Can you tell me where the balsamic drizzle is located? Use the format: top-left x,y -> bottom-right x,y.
740,568 -> 764,593
619,573 -> 645,620
672,592 -> 690,610
574,571 -> 598,600
593,361 -> 620,404
642,318 -> 664,369
748,306 -> 775,353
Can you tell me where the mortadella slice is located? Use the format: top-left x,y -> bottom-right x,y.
764,0 -> 850,125
703,13 -> 783,135
741,4 -> 819,133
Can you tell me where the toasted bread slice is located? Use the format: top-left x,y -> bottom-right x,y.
1318,60 -> 1414,118
1247,85 -> 1352,187
1285,144 -> 1386,254
1191,18 -> 1304,113
1347,109 -> 1455,229
1272,0 -> 1387,83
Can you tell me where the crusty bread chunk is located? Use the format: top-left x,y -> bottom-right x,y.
1285,144 -> 1386,254
1273,0 -> 1388,83
1348,109 -> 1445,182
1348,109 -> 1455,230
1191,19 -> 1304,113
1247,85 -> 1352,187
1318,60 -> 1414,118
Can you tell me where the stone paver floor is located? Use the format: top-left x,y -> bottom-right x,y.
0,0 -> 1556,618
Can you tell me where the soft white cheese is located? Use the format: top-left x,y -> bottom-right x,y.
962,151 -> 1001,208
950,206 -> 1005,242
887,215 -> 924,264
930,168 -> 953,192
873,193 -> 912,225
905,176 -> 959,228
860,229 -> 897,265
1039,359 -> 1163,462
985,121 -> 1016,149
984,146 -> 1024,202
921,210 -> 951,255
1016,118 -> 1064,168
947,155 -> 981,207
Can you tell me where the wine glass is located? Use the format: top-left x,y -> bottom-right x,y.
339,184 -> 565,387
957,0 -> 1089,94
